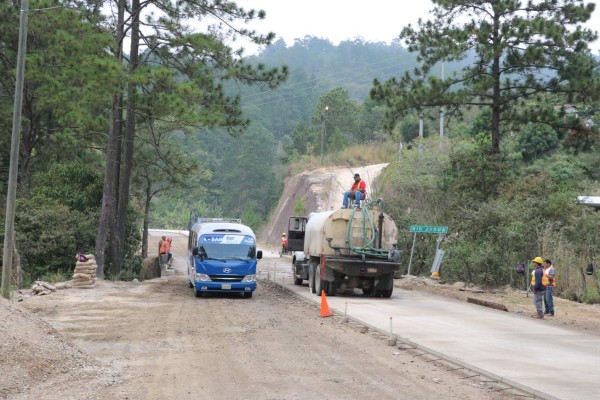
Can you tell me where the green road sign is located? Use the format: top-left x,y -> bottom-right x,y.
410,225 -> 448,234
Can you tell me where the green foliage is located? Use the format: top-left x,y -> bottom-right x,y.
371,0 -> 599,153
582,286 -> 600,304
150,196 -> 223,229
293,197 -> 306,215
241,203 -> 262,231
14,163 -> 103,281
518,123 -> 560,161
399,114 -> 430,142
30,163 -> 103,212
15,202 -> 97,282
199,125 -> 282,220
441,145 -> 515,202
114,256 -> 143,282
468,108 -> 493,137
0,1 -> 121,192
40,271 -> 71,284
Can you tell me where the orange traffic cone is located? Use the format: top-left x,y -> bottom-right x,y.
320,290 -> 331,317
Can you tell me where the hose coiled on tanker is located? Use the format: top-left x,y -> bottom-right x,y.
346,199 -> 389,258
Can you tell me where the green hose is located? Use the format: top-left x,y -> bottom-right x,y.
345,200 -> 389,258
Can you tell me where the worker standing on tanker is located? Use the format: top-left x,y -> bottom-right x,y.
342,173 -> 367,209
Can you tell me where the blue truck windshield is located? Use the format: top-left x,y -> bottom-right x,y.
198,234 -> 256,260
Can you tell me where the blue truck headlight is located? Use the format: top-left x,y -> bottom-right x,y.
195,273 -> 211,282
241,274 -> 256,282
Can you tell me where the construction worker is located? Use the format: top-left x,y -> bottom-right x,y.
543,259 -> 556,316
530,257 -> 547,319
342,173 -> 367,209
166,237 -> 173,269
158,236 -> 168,270
281,233 -> 288,255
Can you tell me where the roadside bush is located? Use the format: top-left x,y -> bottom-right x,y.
114,255 -> 143,281
581,286 -> 600,304
293,197 -> 306,214
40,271 -> 71,284
517,123 -> 560,161
15,202 -> 98,283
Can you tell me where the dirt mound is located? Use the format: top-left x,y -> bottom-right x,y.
0,297 -> 120,400
260,163 -> 388,246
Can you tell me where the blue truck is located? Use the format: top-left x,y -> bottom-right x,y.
187,216 -> 262,298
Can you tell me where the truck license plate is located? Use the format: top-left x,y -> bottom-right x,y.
221,284 -> 231,290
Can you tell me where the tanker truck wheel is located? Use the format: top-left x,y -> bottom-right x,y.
293,265 -> 303,285
373,273 -> 394,298
315,265 -> 323,296
308,263 -> 316,294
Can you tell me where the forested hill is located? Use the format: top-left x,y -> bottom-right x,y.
166,38 -> 435,226
239,37 -> 420,138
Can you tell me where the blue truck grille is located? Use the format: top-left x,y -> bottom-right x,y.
210,276 -> 244,282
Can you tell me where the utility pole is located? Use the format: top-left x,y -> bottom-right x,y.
439,62 -> 445,149
320,106 -> 328,165
2,0 -> 29,299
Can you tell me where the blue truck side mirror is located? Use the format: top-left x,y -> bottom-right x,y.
192,247 -> 199,256
257,250 -> 263,260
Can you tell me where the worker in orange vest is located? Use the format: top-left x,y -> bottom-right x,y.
342,173 -> 367,209
158,236 -> 168,269
281,233 -> 288,255
530,257 -> 547,319
165,237 -> 173,269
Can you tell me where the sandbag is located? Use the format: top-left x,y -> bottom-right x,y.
74,267 -> 96,274
75,284 -> 95,289
76,260 -> 96,267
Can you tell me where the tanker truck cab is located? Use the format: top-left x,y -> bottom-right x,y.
288,216 -> 309,285
187,218 -> 262,298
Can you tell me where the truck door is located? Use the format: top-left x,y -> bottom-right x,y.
287,217 -> 307,252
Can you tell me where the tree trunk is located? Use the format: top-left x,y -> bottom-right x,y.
490,11 -> 501,154
141,177 -> 151,259
96,0 -> 125,278
112,0 -> 140,275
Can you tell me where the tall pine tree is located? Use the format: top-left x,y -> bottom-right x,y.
371,0 -> 599,153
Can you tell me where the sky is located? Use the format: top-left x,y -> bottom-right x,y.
238,0 -> 600,55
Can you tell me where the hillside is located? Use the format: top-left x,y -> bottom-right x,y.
260,163 -> 388,245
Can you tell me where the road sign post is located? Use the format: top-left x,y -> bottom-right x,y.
406,225 -> 449,276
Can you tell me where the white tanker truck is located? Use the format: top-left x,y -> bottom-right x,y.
288,199 -> 401,298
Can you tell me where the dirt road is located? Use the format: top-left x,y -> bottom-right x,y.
9,235 -> 524,400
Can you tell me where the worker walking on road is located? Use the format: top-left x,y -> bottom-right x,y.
543,259 -> 556,316
531,257 -> 547,319
342,173 -> 366,209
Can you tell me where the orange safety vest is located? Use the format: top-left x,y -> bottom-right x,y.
531,269 -> 549,287
544,266 -> 557,287
159,240 -> 168,254
351,179 -> 367,197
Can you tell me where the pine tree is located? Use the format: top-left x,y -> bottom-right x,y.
371,0 -> 599,153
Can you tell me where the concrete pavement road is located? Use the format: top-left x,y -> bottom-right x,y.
260,257 -> 600,400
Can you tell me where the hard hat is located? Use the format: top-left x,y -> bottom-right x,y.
282,232 -> 286,236
532,256 -> 543,264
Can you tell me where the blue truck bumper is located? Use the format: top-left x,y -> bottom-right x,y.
194,281 -> 256,293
